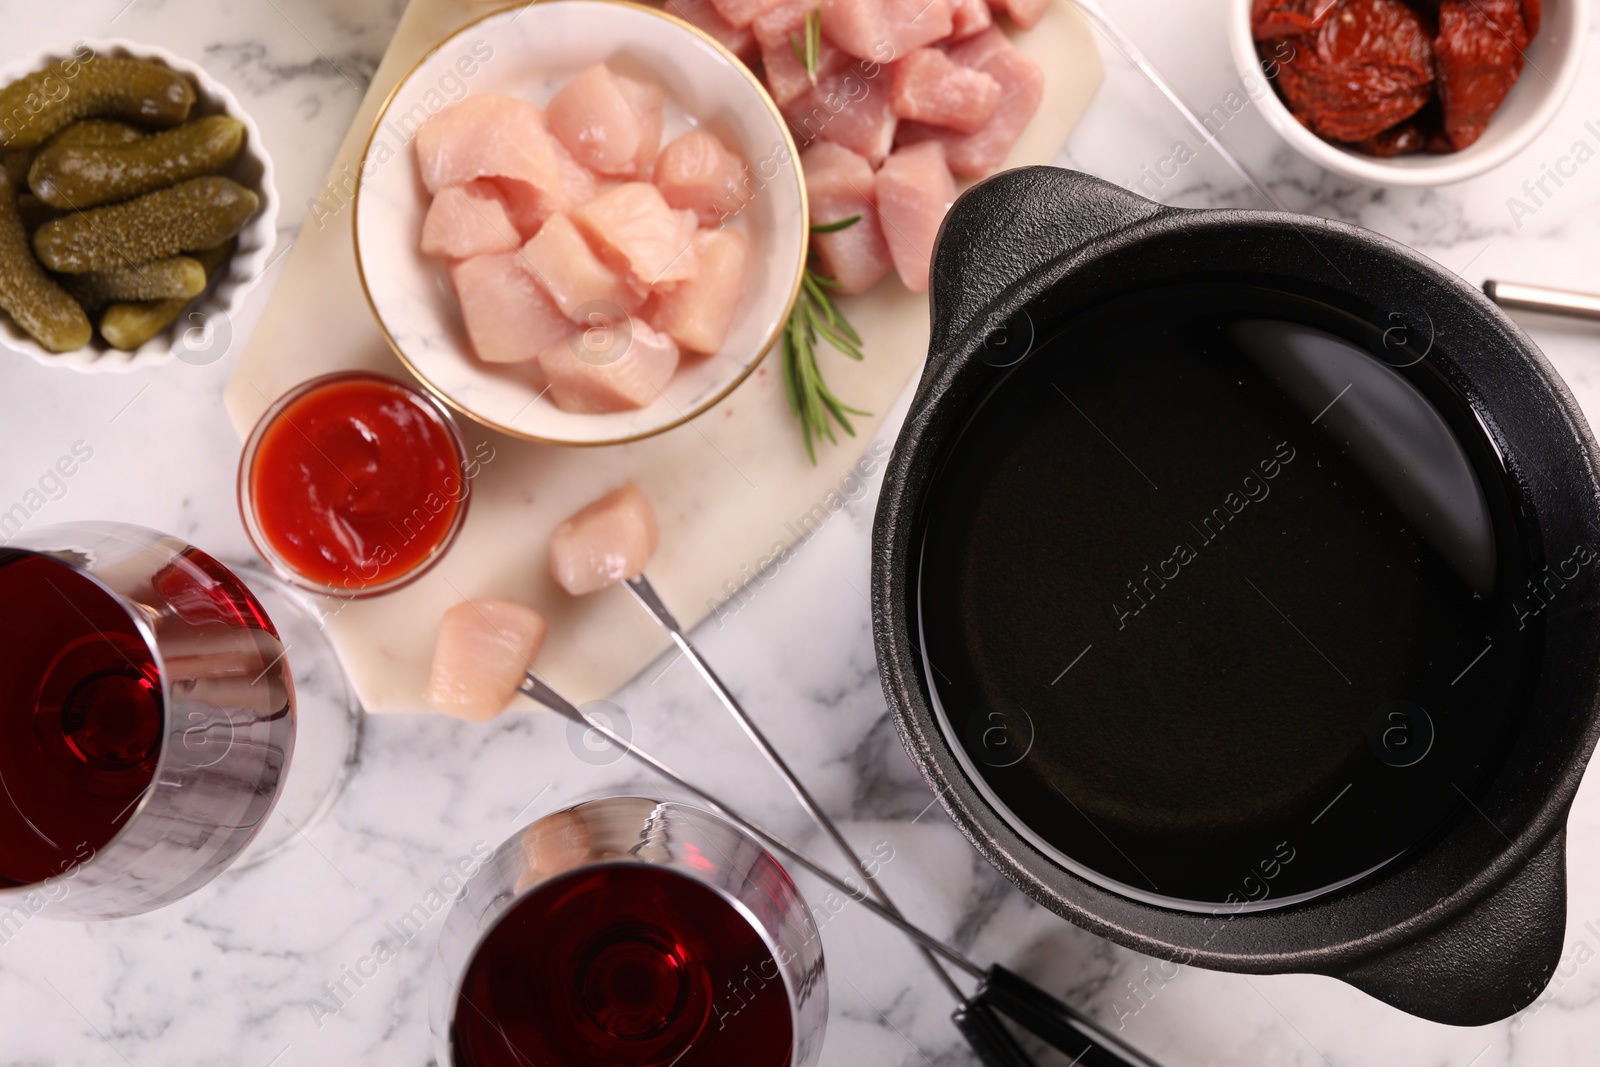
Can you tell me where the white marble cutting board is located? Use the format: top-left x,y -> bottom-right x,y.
223,0 -> 1105,715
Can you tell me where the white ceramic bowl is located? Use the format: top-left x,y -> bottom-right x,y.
0,39 -> 278,373
1228,0 -> 1589,186
353,0 -> 807,446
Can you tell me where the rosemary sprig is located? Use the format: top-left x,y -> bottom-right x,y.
789,9 -> 822,86
810,212 -> 861,233
784,215 -> 870,463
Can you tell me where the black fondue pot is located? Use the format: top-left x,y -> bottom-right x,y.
871,168 -> 1600,1025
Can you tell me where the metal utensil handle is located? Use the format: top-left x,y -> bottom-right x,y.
954,999 -> 1046,1066
978,965 -> 1165,1067
1485,280 -> 1600,322
624,575 -> 968,1001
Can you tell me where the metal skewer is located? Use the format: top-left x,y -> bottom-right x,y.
525,668 -> 978,975
1485,280 -> 1600,323
623,575 -> 967,999
518,670 -> 1165,1067
1070,0 -> 1288,212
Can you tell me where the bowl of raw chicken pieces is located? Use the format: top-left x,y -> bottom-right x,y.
355,0 -> 1050,445
354,0 -> 809,445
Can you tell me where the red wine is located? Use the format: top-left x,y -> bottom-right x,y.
0,552 -> 163,887
453,863 -> 794,1067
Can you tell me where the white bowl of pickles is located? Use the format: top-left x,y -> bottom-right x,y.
0,39 -> 278,373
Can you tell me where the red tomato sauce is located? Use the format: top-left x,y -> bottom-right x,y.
246,376 -> 466,592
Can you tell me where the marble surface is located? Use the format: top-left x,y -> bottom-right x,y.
0,1 -> 1598,1065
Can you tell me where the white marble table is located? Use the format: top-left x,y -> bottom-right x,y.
1,1 -> 1598,1064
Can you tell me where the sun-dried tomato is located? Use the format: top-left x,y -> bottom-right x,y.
1354,117 -> 1428,156
1269,0 -> 1436,144
1520,0 -> 1541,37
1252,0 -> 1340,38
1355,98 -> 1451,156
1435,0 -> 1528,149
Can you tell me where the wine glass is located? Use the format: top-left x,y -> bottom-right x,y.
431,796 -> 828,1067
0,521 -> 350,918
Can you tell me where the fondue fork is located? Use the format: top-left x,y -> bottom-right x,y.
519,668 -> 1165,1067
621,576 -> 969,1001
1485,280 -> 1600,323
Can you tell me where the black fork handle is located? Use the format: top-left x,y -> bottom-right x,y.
953,999 -> 1041,1067
976,966 -> 1163,1067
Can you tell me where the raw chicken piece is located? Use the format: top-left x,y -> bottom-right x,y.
552,139 -> 604,203
755,0 -> 852,106
420,180 -> 520,259
820,0 -> 953,61
616,75 -> 666,175
546,63 -> 665,178
949,0 -> 994,39
873,141 -> 955,292
710,0 -> 787,29
988,0 -> 1048,29
573,182 -> 700,288
890,47 -> 1002,133
675,0 -> 759,61
494,181 -> 546,239
653,129 -> 749,226
761,35 -> 854,107
801,141 -> 893,294
520,212 -> 643,322
897,28 -> 1043,177
424,600 -> 548,722
493,139 -> 600,238
450,252 -> 570,363
650,228 -> 748,354
549,483 -> 660,596
539,318 -> 680,413
416,93 -> 557,195
782,65 -> 899,164
752,0 -> 820,48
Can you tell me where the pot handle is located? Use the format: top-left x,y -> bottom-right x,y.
1334,826 -> 1568,1026
927,167 -> 1168,364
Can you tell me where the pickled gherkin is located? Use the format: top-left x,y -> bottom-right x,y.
0,172 -> 91,352
47,118 -> 145,149
62,255 -> 207,307
0,57 -> 194,150
33,177 -> 258,273
30,116 -> 246,209
100,240 -> 233,351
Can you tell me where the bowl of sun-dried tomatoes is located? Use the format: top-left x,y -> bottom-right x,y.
1231,0 -> 1588,185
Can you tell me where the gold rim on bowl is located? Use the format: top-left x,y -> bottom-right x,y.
351,0 -> 809,448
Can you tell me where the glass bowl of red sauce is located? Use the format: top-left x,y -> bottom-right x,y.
239,372 -> 472,598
